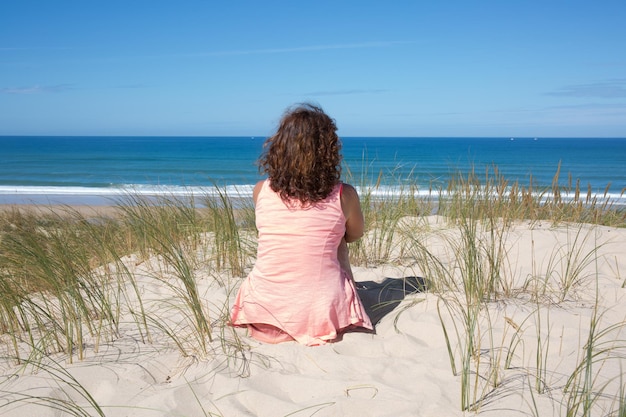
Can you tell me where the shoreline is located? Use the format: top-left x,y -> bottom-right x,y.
1,183 -> 625,208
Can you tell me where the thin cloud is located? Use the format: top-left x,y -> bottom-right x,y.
0,46 -> 74,51
195,41 -> 415,57
1,41 -> 416,65
1,84 -> 74,94
546,79 -> 626,98
304,89 -> 388,97
113,83 -> 148,89
545,102 -> 626,110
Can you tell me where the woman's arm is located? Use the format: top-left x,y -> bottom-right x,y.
340,183 -> 365,243
337,237 -> 355,281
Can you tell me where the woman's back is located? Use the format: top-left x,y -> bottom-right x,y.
254,180 -> 344,285
230,180 -> 372,345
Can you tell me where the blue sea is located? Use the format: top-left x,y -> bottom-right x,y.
1,136 -> 625,206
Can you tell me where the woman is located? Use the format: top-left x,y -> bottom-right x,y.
230,103 -> 373,345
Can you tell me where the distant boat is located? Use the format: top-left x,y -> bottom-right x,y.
510,137 -> 515,141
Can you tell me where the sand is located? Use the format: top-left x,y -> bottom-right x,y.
0,214 -> 624,416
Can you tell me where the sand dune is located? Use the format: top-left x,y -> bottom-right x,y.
1,216 -> 624,416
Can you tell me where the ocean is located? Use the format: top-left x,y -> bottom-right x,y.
1,136 -> 625,206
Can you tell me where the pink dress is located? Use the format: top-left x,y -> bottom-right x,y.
230,180 -> 372,345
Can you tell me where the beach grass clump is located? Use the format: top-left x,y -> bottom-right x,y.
402,212 -> 514,410
112,191 -> 252,359
352,185 -> 418,266
415,231 -> 621,413
436,163 -> 626,228
395,165 -> 624,412
346,166 -> 434,266
537,163 -> 626,227
0,191 -> 257,365
200,185 -> 257,279
525,225 -> 603,304
0,207 -> 133,362
114,193 -> 205,260
561,300 -> 626,417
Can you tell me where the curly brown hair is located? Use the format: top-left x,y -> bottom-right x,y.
260,103 -> 342,204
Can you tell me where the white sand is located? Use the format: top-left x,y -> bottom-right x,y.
1,216 -> 625,416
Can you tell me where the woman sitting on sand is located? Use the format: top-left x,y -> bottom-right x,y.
230,103 -> 373,345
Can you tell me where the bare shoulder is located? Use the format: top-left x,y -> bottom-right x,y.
341,183 -> 361,210
340,183 -> 360,204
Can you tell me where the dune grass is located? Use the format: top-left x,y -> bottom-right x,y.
0,164 -> 624,415
399,168 -> 624,414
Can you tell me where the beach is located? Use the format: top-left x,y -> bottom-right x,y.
1,199 -> 624,417
4,0 -> 626,413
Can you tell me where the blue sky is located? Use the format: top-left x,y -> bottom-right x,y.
1,1 -> 625,137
